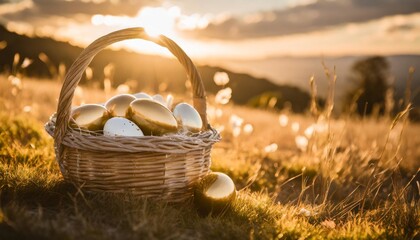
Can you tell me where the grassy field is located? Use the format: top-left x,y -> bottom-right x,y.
0,75 -> 419,239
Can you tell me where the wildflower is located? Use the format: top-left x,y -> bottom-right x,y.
268,97 -> 277,108
75,86 -> 84,97
103,63 -> 115,78
23,105 -> 32,113
264,143 -> 278,153
207,106 -> 216,120
213,71 -> 230,86
11,88 -> 18,96
58,63 -> 66,79
215,87 -> 232,105
230,114 -> 243,138
38,52 -> 49,63
279,114 -> 289,127
315,116 -> 328,133
116,84 -> 130,94
291,122 -> 300,133
304,119 -> 327,138
185,80 -> 192,90
104,78 -> 112,97
21,58 -> 33,69
298,208 -> 312,217
232,126 -> 241,137
207,106 -> 223,121
304,125 -> 314,138
9,75 -> 22,96
166,94 -> 174,109
315,123 -> 328,133
8,76 -> 22,89
159,82 -> 168,92
295,135 -> 308,152
85,66 -> 93,80
229,114 -> 243,128
74,86 -> 85,104
243,123 -> 254,134
13,53 -> 20,67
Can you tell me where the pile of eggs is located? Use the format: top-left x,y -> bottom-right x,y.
70,92 -> 203,136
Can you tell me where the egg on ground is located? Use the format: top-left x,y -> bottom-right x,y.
105,94 -> 136,117
127,99 -> 178,136
194,172 -> 236,216
173,103 -> 203,133
70,104 -> 110,131
103,117 -> 144,137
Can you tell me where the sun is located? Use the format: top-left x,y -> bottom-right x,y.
136,6 -> 180,37
91,6 -> 181,37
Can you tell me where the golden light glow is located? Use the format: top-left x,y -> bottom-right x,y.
91,6 -> 182,37
138,6 -> 180,37
90,6 -> 195,55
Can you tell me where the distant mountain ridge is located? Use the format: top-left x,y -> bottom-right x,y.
0,25 -> 312,113
216,54 -> 420,107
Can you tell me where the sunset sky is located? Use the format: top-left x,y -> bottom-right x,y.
1,0 -> 420,61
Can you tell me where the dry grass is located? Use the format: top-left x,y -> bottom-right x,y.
0,75 -> 419,239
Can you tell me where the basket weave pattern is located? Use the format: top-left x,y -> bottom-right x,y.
45,28 -> 220,202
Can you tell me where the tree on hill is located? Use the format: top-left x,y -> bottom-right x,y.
345,56 -> 390,116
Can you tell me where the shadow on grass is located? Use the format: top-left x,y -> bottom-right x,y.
1,180 -> 76,209
0,179 -> 284,239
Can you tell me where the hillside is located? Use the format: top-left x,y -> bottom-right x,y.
0,25 -> 312,113
216,55 -> 420,107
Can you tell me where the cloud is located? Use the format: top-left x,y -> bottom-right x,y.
180,13 -> 420,60
0,0 -> 162,40
0,0 -> 33,15
181,0 -> 420,40
0,0 -> 160,22
387,23 -> 416,33
0,0 -> 162,47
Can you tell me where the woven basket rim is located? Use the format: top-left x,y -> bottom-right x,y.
45,114 -> 220,154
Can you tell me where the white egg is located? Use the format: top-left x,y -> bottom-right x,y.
134,92 -> 153,100
173,103 -> 203,133
103,117 -> 144,137
105,94 -> 136,117
152,94 -> 167,106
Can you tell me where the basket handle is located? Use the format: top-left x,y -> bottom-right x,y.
54,27 -> 209,148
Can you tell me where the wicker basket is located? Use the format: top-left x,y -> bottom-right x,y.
45,27 -> 220,202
